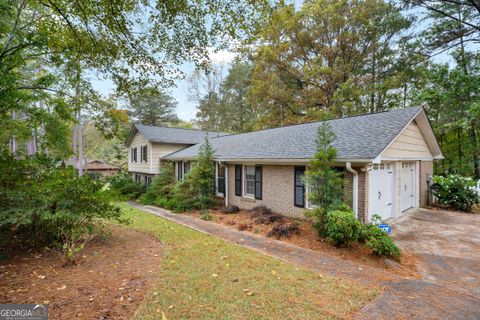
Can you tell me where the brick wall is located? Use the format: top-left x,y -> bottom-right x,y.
227,164 -> 306,218
419,160 -> 433,207
357,169 -> 368,223
226,164 -> 361,219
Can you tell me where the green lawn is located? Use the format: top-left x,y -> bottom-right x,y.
117,203 -> 378,320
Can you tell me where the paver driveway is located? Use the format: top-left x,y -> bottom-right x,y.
358,208 -> 480,319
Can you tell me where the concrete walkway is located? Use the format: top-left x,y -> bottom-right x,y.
128,202 -> 480,319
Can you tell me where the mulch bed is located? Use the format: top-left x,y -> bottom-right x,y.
186,208 -> 419,278
0,225 -> 162,320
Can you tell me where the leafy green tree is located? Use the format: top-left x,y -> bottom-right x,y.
220,61 -> 256,132
1,0 -> 268,158
249,0 -> 415,127
414,54 -> 480,178
128,87 -> 179,126
304,123 -> 344,231
189,66 -> 226,131
187,137 -> 216,208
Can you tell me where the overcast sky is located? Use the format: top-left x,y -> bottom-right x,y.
90,48 -> 237,122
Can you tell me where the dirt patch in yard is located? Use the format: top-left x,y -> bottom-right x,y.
0,225 -> 162,320
185,209 -> 419,279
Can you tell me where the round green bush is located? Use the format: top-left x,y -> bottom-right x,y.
432,174 -> 479,212
324,209 -> 362,247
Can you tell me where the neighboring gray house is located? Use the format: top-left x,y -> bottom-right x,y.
125,124 -> 227,184
163,107 -> 443,222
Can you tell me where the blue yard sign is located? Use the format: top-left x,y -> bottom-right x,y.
379,224 -> 391,234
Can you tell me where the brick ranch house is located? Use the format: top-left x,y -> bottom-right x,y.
126,107 -> 443,222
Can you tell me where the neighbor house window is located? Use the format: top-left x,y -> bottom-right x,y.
244,165 -> 255,197
145,175 -> 152,186
131,147 -> 137,163
216,163 -> 225,195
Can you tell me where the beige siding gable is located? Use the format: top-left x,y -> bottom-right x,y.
127,131 -> 191,174
382,122 -> 433,159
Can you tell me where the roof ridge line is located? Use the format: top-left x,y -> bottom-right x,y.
193,106 -> 422,141
135,123 -> 226,135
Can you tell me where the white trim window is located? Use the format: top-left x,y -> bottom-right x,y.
216,162 -> 226,196
140,145 -> 148,163
131,147 -> 137,163
243,165 -> 255,198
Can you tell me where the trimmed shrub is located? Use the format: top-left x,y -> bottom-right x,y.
359,224 -> 401,260
366,233 -> 401,260
140,162 -> 175,205
432,174 -> 479,211
106,172 -> 144,200
267,223 -> 300,239
324,209 -> 362,247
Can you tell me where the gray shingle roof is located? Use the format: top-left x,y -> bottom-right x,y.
126,124 -> 228,145
163,107 -> 422,161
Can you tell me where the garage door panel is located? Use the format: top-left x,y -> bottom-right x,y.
369,163 -> 395,221
401,162 -> 416,212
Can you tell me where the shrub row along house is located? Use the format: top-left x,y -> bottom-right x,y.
125,107 -> 443,222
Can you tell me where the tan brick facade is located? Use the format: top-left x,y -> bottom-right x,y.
344,168 -> 368,223
225,164 -> 364,219
227,164 -> 307,218
419,160 -> 433,207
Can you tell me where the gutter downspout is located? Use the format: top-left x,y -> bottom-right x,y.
225,164 -> 228,207
346,162 -> 358,219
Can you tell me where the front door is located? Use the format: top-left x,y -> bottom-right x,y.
368,162 -> 395,221
401,162 -> 416,212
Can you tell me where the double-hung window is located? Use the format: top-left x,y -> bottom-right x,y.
177,161 -> 183,181
216,163 -> 225,195
131,147 -> 137,163
140,145 -> 148,163
244,165 -> 255,198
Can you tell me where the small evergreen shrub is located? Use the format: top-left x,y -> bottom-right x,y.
140,162 -> 175,204
365,232 -> 401,260
324,208 -> 361,247
359,224 -> 401,260
432,174 -> 479,212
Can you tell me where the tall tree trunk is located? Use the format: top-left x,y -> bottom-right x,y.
370,35 -> 377,113
78,109 -> 83,176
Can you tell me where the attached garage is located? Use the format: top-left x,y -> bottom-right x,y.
367,118 -> 441,221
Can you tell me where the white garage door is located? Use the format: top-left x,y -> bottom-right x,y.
368,162 -> 395,221
401,162 -> 416,212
